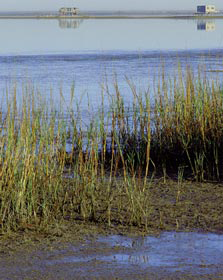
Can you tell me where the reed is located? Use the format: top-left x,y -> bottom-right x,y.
0,66 -> 223,233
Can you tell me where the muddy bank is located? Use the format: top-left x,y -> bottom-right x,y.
1,231 -> 223,279
1,180 -> 223,279
2,180 -> 223,236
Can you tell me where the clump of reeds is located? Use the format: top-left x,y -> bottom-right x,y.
1,65 -> 223,233
108,68 -> 223,182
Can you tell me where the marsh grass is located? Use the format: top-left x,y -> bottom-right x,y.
1,66 -> 223,233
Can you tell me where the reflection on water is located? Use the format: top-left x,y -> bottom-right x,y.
99,232 -> 223,272
58,19 -> 83,29
197,21 -> 216,31
128,254 -> 149,264
0,18 -> 222,55
47,232 -> 223,275
0,18 -> 223,113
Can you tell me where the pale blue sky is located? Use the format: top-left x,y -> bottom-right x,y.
1,0 -> 223,11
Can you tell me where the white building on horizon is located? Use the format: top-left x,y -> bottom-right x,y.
197,5 -> 217,14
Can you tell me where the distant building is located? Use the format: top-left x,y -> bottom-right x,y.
59,7 -> 78,16
197,5 -> 216,14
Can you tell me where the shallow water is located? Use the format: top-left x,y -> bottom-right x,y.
0,18 -> 223,55
2,232 -> 223,279
99,232 -> 223,271
45,232 -> 223,276
0,18 -> 223,112
1,50 -> 223,112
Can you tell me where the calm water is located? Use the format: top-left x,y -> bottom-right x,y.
46,232 -> 223,276
1,18 -> 223,110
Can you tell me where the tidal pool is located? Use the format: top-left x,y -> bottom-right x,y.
46,232 -> 223,275
2,231 -> 223,279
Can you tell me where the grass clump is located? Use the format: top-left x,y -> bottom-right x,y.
1,67 -> 223,234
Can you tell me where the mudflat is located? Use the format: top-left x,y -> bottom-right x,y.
1,229 -> 223,279
1,180 -> 223,279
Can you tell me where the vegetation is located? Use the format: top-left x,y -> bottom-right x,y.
1,67 -> 223,234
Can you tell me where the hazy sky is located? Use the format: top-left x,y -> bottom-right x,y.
0,0 -> 223,11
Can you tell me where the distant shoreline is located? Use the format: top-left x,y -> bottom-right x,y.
0,14 -> 223,19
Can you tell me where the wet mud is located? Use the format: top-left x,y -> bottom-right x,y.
1,180 -> 223,279
1,231 -> 223,279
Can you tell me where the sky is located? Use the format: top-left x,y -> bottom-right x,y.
0,0 -> 223,11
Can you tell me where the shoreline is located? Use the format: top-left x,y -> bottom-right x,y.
0,14 -> 223,19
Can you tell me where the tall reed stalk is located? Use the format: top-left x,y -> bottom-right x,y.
1,65 -> 223,233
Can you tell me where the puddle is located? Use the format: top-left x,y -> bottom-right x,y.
47,232 -> 223,274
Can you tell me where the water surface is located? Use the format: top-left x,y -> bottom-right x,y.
0,18 -> 223,111
0,18 -> 223,54
1,232 -> 223,278
46,232 -> 223,276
